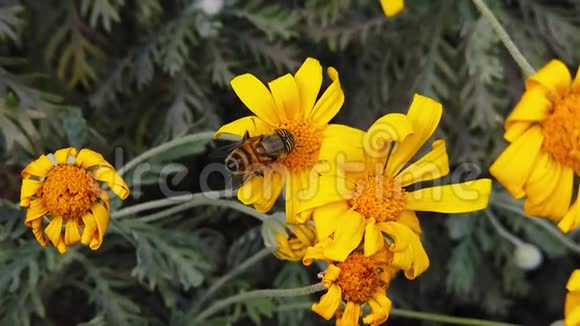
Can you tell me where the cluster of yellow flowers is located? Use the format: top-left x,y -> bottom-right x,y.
217,57 -> 493,325
17,1 -> 580,325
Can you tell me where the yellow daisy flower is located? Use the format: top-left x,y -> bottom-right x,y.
565,270 -> 580,326
380,0 -> 404,17
490,60 -> 580,233
20,147 -> 129,253
307,247 -> 398,326
215,57 -> 358,224
299,94 -> 492,262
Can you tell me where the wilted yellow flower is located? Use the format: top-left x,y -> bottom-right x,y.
380,0 -> 404,17
20,148 -> 129,253
308,248 -> 398,326
274,223 -> 317,262
216,57 -> 360,224
490,60 -> 580,233
299,94 -> 492,262
565,270 -> 580,326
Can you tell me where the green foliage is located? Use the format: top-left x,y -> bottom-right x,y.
0,4 -> 23,43
45,2 -> 106,88
80,0 -> 125,32
0,94 -> 44,156
273,263 -> 310,326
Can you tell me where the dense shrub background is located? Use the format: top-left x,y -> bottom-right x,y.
1,0 -> 580,325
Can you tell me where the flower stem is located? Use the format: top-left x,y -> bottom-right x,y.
190,248 -> 272,314
471,0 -> 535,77
111,190 -> 225,219
390,308 -> 520,326
491,200 -> 580,255
485,209 -> 526,247
193,283 -> 326,322
193,282 -> 520,326
116,131 -> 215,177
112,191 -> 269,222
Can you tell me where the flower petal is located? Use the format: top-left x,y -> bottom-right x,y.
504,121 -> 532,144
385,94 -> 442,177
572,66 -> 580,92
303,238 -> 332,266
362,291 -> 392,325
377,221 -> 429,279
312,284 -> 342,320
89,200 -> 110,250
364,113 -> 413,171
64,219 -> 81,246
323,210 -> 366,262
54,147 -> 77,164
93,166 -> 129,200
21,154 -> 53,179
395,139 -> 449,187
252,171 -> 285,213
238,175 -> 264,205
558,186 -> 580,233
566,271 -> 580,326
295,57 -> 323,117
504,86 -> 551,142
45,215 -> 63,247
20,179 -> 44,206
300,173 -> 352,214
76,148 -> 112,170
566,295 -> 580,326
215,116 -> 273,140
309,67 -> 344,127
285,170 -> 310,224
274,232 -> 302,261
31,220 -> 49,247
319,124 -> 366,165
269,73 -> 301,120
380,0 -> 404,17
523,153 -> 573,220
489,126 -> 544,199
313,201 -> 349,240
24,198 -> 48,226
526,59 -> 571,97
323,264 -> 342,285
568,270 -> 580,292
337,301 -> 361,326
364,218 -> 385,257
81,212 -> 97,246
405,179 -> 492,213
231,73 -> 279,125
397,210 -> 421,234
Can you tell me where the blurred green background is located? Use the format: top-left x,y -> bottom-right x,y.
1,0 -> 580,325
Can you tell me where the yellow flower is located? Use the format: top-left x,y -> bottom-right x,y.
380,0 -> 404,17
20,148 -> 129,253
308,248 -> 397,326
215,57 -> 358,224
299,94 -> 492,262
565,270 -> 580,326
273,223 -> 317,261
490,60 -> 580,233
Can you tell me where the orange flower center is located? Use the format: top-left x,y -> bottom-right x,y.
276,119 -> 322,171
336,253 -> 381,303
40,164 -> 100,220
541,91 -> 580,174
348,175 -> 406,222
